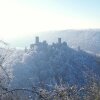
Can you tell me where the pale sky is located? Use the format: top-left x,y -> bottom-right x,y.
0,0 -> 100,46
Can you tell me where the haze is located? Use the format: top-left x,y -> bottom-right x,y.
0,0 -> 100,47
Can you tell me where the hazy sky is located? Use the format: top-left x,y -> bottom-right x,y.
0,0 -> 100,46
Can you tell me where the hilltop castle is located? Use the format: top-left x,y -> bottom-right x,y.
29,36 -> 67,51
25,36 -> 82,54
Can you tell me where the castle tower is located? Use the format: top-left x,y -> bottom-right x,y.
78,46 -> 81,51
58,38 -> 61,44
25,46 -> 28,52
35,36 -> 39,44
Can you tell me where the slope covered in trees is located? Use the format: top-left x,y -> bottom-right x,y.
0,39 -> 100,99
10,39 -> 100,89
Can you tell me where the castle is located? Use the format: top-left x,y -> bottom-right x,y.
25,36 -> 81,53
29,36 -> 66,51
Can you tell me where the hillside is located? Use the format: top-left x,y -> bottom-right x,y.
10,38 -> 100,89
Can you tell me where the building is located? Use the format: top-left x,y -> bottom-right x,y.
58,38 -> 61,44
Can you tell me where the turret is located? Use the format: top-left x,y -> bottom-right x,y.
35,36 -> 39,44
25,47 -> 28,53
58,38 -> 61,44
78,46 -> 81,51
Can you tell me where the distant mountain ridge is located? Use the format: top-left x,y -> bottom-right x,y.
36,29 -> 100,54
9,29 -> 100,55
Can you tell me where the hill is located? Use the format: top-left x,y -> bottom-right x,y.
10,38 -> 100,88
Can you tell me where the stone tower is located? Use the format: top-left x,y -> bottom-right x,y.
58,38 -> 61,44
35,36 -> 39,44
